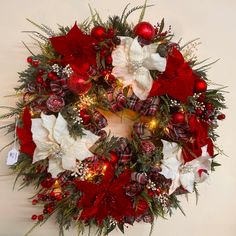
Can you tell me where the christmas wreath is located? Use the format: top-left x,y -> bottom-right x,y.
1,2 -> 226,236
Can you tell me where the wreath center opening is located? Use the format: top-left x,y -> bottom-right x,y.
97,108 -> 138,139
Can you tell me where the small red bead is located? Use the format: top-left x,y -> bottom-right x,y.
38,69 -> 45,75
32,60 -> 40,67
49,191 -> 55,197
217,114 -> 226,120
205,102 -> 214,111
27,57 -> 33,64
105,55 -> 113,65
101,70 -> 108,76
197,93 -> 206,102
107,74 -> 116,83
36,76 -> 44,84
55,194 -> 63,201
47,207 -> 53,214
171,112 -> 185,124
48,72 -> 56,79
43,208 -> 48,214
147,190 -> 154,197
37,194 -> 44,200
31,214 -> 37,221
107,28 -> 115,38
156,188 -> 161,196
38,214 -> 44,221
195,108 -> 203,116
32,199 -> 38,205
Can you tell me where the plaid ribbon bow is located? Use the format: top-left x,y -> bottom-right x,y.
115,137 -> 133,164
106,88 -> 159,116
85,110 -> 108,136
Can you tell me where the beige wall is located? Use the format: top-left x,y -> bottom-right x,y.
0,0 -> 235,235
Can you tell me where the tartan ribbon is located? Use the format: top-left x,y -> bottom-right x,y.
133,121 -> 152,138
106,88 -> 159,116
84,110 -> 108,136
115,137 -> 132,163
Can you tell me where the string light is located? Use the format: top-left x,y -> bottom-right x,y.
52,180 -> 61,195
75,95 -> 96,109
148,118 -> 159,130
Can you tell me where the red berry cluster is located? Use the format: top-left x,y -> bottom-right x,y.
90,26 -> 120,84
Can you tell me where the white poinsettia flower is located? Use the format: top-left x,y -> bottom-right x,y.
159,140 -> 212,194
31,113 -> 99,178
111,37 -> 166,100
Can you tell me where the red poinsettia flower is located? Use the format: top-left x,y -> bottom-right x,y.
50,23 -> 97,70
74,164 -> 135,224
16,108 -> 36,157
183,115 -> 214,162
149,47 -> 198,102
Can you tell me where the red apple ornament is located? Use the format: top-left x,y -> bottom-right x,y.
172,112 -> 185,124
194,78 -> 207,93
91,26 -> 106,41
133,22 -> 155,41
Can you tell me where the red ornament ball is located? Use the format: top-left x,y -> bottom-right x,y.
194,78 -> 207,93
38,214 -> 44,221
133,22 -> 155,41
172,112 -> 185,124
91,26 -> 106,41
27,56 -> 33,64
32,60 -> 40,67
217,114 -> 226,120
67,74 -> 92,95
31,214 -> 37,221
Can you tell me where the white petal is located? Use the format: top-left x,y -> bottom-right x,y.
143,43 -> 158,55
162,140 -> 180,160
132,69 -> 153,100
180,172 -> 195,193
143,53 -> 167,72
41,113 -> 57,141
112,37 -> 132,67
169,174 -> 181,194
31,118 -> 53,163
129,37 -> 143,62
195,171 -> 209,183
160,157 -> 181,180
48,158 -> 64,178
81,129 -> 100,147
134,68 -> 153,90
31,118 -> 50,144
32,148 -> 48,163
53,113 -> 70,144
112,66 -> 135,87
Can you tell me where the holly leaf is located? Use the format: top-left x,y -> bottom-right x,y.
117,223 -> 125,234
211,160 -> 221,171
